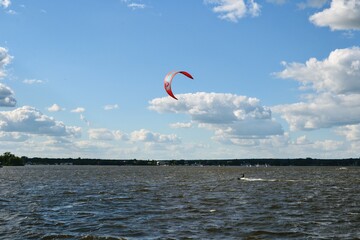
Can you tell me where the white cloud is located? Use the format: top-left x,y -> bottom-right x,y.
128,3 -> 146,9
74,140 -> 112,152
71,107 -> 85,113
88,127 -> 180,145
89,128 -> 116,141
104,104 -> 119,111
113,130 -> 129,141
205,0 -> 261,22
71,107 -> 89,126
0,131 -> 28,142
0,106 -> 81,137
47,104 -> 65,112
23,79 -> 44,84
0,83 -> 16,107
274,93 -> 360,131
0,0 -> 10,8
313,139 -> 344,151
247,0 -> 260,16
121,0 -> 146,10
88,127 -> 179,144
294,135 -> 312,145
336,124 -> 360,141
88,128 -> 129,141
275,47 -> 360,94
150,92 -> 271,122
80,114 -> 90,127
130,129 -> 181,143
170,122 -> 192,129
274,47 -> 360,131
149,92 -> 283,143
0,47 -> 13,79
310,0 -> 360,30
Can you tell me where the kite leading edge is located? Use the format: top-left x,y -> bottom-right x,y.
164,71 -> 194,100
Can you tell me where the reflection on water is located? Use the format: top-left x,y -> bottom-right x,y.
0,165 -> 359,239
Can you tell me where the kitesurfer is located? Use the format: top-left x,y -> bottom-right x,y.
237,174 -> 245,180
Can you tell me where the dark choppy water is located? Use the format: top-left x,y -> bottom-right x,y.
0,165 -> 359,239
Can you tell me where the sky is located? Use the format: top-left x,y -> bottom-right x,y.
0,0 -> 360,159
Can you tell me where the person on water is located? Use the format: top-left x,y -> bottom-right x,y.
237,174 -> 245,180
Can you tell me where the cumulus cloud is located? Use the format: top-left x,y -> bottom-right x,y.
104,104 -> 119,111
149,92 -> 283,143
0,48 -> 16,106
130,129 -> 181,143
274,93 -> 360,130
150,92 -> 271,123
71,107 -> 85,113
0,131 -> 28,142
294,135 -> 312,145
0,47 -> 13,78
0,0 -> 10,8
47,104 -> 65,112
310,0 -> 360,30
0,106 -> 81,137
276,47 -> 360,94
336,124 -> 360,141
89,128 -> 116,141
274,47 -> 360,131
0,83 -> 16,107
88,128 -> 128,141
88,128 -> 180,145
313,139 -> 344,151
205,0 -> 261,22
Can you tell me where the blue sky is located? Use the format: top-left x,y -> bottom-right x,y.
1,0 -> 360,159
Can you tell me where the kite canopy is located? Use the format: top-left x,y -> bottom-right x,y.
164,71 -> 194,100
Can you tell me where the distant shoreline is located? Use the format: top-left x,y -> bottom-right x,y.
20,157 -> 360,166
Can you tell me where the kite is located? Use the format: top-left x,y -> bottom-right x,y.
164,71 -> 193,100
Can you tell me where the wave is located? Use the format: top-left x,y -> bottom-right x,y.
240,177 -> 309,182
42,234 -> 126,240
241,177 -> 276,182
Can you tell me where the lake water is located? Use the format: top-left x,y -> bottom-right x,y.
0,165 -> 359,239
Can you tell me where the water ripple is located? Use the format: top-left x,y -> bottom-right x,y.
1,165 -> 359,239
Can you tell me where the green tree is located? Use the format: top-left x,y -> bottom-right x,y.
0,152 -> 25,166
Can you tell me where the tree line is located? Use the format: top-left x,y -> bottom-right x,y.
1,152 -> 359,166
0,152 -> 25,166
